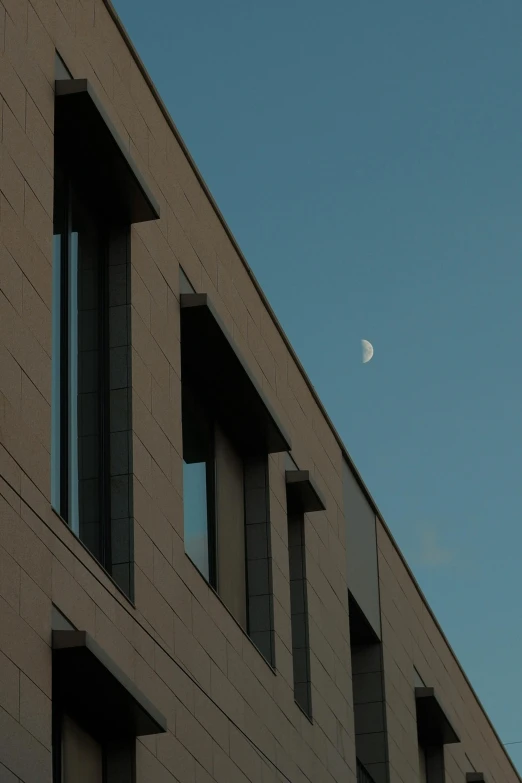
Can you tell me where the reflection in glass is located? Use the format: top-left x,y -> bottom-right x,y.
51,234 -> 61,513
183,461 -> 209,580
182,386 -> 214,582
51,167 -> 105,562
68,230 -> 79,535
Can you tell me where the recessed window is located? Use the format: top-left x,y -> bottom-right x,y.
52,72 -> 159,597
180,291 -> 289,664
182,384 -> 215,583
52,165 -> 110,561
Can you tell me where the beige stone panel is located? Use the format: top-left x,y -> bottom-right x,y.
21,371 -> 50,450
213,745 -> 250,783
194,686 -> 229,753
94,606 -> 136,682
51,559 -> 96,636
167,209 -> 202,289
217,263 -> 248,338
0,342 -> 22,411
57,0 -> 76,34
176,702 -> 214,775
187,222 -> 219,292
147,451 -> 183,535
174,614 -> 211,693
0,544 -> 20,613
207,590 -> 244,657
134,520 -> 154,582
153,546 -> 192,630
151,301 -> 181,378
247,316 -> 276,389
151,374 -> 176,444
82,36 -> 115,106
0,592 -> 51,697
272,595 -> 291,657
0,242 -> 23,315
131,231 -> 168,310
27,4 -> 54,83
20,672 -> 51,748
259,309 -> 290,375
191,596 -> 227,675
1,393 -> 50,495
131,306 -> 169,390
154,641 -> 195,714
94,0 -> 132,84
209,658 -> 245,729
112,70 -> 149,163
136,742 -> 176,783
130,263 -> 151,329
134,218 -> 176,290
0,4 -> 5,56
0,196 -> 52,309
135,565 -> 174,650
0,471 -> 20,517
131,346 -> 152,410
0,704 -> 51,783
133,391 -> 171,478
25,94 -> 52,174
242,635 -> 275,697
244,703 -> 278,765
157,731 -> 196,783
0,144 -> 25,217
0,493 -> 51,594
227,644 -> 274,724
5,15 -> 53,129
134,476 -> 173,562
128,56 -> 169,138
0,53 -> 26,131
3,0 -> 28,32
19,569 -> 50,642
29,0 -> 55,37
23,181 -> 52,259
229,724 -> 266,783
0,647 -> 19,721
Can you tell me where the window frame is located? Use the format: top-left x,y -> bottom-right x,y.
52,165 -> 113,568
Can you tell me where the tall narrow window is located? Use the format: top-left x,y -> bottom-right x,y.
288,511 -> 312,716
285,459 -> 325,717
52,167 -> 110,563
180,289 -> 290,661
182,384 -> 216,583
52,75 -> 160,596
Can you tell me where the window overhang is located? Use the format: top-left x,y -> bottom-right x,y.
466,774 -> 486,782
54,79 -> 160,225
180,293 -> 291,456
415,687 -> 460,746
52,630 -> 167,740
285,470 -> 326,514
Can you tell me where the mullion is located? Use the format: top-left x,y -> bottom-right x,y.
59,176 -> 71,523
99,225 -> 111,570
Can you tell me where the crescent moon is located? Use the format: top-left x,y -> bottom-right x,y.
361,339 -> 374,364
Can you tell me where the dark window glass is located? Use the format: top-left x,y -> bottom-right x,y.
182,385 -> 215,583
288,512 -> 312,717
52,167 -> 110,565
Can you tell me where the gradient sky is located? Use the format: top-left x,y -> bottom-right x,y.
113,0 -> 522,769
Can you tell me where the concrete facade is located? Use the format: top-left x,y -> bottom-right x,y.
0,1 -> 518,782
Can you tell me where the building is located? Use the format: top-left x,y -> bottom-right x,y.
0,2 -> 518,782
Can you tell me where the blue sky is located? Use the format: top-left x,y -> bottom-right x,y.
113,0 -> 522,768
